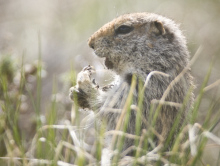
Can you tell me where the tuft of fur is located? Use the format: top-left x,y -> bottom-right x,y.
70,12 -> 194,151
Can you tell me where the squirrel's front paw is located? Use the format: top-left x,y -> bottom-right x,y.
69,86 -> 90,108
77,65 -> 95,85
69,65 -> 99,109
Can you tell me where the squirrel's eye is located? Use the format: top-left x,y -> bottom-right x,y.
115,25 -> 134,35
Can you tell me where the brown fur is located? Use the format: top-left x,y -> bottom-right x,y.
70,12 -> 194,151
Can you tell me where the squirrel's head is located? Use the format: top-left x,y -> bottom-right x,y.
88,13 -> 189,78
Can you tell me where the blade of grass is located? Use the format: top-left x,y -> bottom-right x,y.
111,75 -> 136,165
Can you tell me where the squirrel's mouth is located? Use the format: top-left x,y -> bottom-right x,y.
93,49 -> 114,70
104,57 -> 114,70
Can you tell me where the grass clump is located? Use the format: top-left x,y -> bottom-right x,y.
0,53 -> 220,166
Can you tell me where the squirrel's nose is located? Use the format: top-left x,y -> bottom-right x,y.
88,37 -> 95,49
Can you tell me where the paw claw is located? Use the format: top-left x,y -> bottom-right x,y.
69,87 -> 79,93
83,65 -> 95,74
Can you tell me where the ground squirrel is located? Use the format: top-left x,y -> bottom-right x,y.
70,12 -> 194,152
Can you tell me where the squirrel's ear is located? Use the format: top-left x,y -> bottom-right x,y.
150,21 -> 165,35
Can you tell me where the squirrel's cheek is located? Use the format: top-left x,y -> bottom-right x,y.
114,36 -> 123,43
147,43 -> 153,48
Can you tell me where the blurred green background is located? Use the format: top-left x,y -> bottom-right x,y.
0,0 -> 220,164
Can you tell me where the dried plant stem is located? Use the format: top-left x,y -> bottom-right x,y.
204,79 -> 220,92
